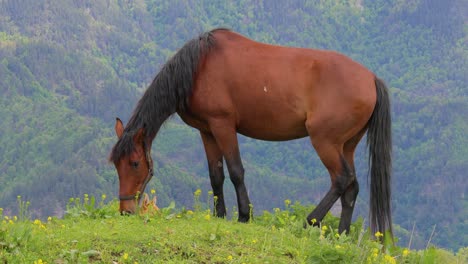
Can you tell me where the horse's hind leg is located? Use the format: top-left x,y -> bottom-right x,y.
338,130 -> 366,233
305,138 -> 356,234
200,131 -> 227,218
338,179 -> 359,234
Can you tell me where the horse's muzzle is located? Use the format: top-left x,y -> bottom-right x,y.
119,200 -> 136,215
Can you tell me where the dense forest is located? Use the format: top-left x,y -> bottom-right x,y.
0,0 -> 466,251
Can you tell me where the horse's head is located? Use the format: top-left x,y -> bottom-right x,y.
112,118 -> 154,214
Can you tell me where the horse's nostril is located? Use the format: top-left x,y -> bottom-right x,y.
120,210 -> 134,215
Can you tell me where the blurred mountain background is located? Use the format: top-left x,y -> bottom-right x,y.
0,0 -> 466,250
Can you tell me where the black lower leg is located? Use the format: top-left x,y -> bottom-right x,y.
306,156 -> 355,227
234,183 -> 251,222
306,188 -> 341,226
213,193 -> 226,218
336,157 -> 357,233
209,160 -> 226,218
227,161 -> 251,222
338,180 -> 359,234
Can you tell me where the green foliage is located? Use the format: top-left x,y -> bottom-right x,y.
0,221 -> 33,257
64,194 -> 119,219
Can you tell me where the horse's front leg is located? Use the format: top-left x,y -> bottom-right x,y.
200,131 -> 227,218
209,124 -> 252,222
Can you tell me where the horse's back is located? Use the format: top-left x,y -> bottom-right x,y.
187,30 -> 376,142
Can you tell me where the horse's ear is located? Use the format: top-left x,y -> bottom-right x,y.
115,117 -> 124,139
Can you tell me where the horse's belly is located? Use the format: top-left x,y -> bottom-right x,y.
237,129 -> 308,141
236,117 -> 308,141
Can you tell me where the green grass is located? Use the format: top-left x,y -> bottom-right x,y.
1,194 -> 466,264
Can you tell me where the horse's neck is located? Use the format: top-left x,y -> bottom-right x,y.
132,97 -> 175,141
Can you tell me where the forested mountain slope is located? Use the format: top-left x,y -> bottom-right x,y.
0,0 -> 466,250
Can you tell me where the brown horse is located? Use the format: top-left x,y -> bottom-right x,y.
110,28 -> 392,238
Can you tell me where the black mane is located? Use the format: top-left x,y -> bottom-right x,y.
110,28 -> 226,162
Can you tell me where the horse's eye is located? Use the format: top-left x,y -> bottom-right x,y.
130,161 -> 139,168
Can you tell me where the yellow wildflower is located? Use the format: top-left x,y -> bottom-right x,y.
13,216 -> 17,221
384,254 -> 396,264
204,214 -> 211,221
186,210 -> 194,215
9,220 -> 13,224
101,194 -> 107,200
321,225 -> 328,231
208,190 -> 213,195
284,199 -> 291,206
47,216 -> 52,222
123,252 -> 129,260
227,255 -> 233,261
370,248 -> 379,260
194,189 -> 202,196
311,218 -> 317,225
402,248 -> 410,257
375,231 -> 384,238
33,219 -> 41,225
4,216 -> 9,220
252,239 -> 257,244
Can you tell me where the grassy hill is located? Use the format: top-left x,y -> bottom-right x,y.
1,194 -> 466,263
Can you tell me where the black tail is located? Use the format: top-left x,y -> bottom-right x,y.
367,77 -> 393,240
